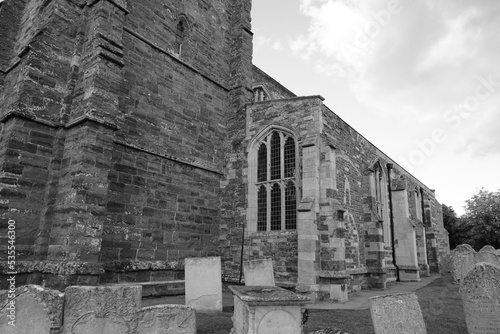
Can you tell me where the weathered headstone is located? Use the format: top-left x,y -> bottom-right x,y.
455,244 -> 475,252
63,285 -> 142,334
0,285 -> 64,334
185,256 -> 223,312
137,304 -> 196,334
458,251 -> 477,283
369,293 -> 427,334
479,245 -> 496,253
475,251 -> 499,267
451,245 -> 476,283
243,258 -> 275,286
439,252 -> 453,277
460,262 -> 500,334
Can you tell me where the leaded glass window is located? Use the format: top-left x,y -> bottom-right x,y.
255,130 -> 297,231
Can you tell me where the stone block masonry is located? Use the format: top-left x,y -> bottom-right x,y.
0,0 -> 249,288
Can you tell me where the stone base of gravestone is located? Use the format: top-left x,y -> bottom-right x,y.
137,304 -> 196,334
0,285 -> 64,334
370,293 -> 427,334
229,285 -> 310,334
185,256 -> 223,312
243,258 -> 275,286
460,262 -> 500,334
398,266 -> 421,282
63,285 -> 142,334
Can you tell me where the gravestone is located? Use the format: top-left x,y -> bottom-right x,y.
458,251 -> 477,282
137,304 -> 196,334
0,285 -> 64,334
475,251 -> 499,267
185,256 -> 223,312
243,258 -> 275,286
460,262 -> 500,334
229,285 -> 310,334
63,285 -> 142,334
455,244 -> 475,252
439,252 -> 453,277
451,246 -> 476,283
479,245 -> 496,253
369,293 -> 427,334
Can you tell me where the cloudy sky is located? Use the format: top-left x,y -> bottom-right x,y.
251,0 -> 500,216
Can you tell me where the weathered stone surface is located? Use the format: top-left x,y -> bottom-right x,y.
258,309 -> 299,334
439,252 -> 453,276
369,292 -> 427,334
460,262 -> 500,334
458,251 -> 477,283
307,329 -> 351,334
229,285 -> 310,334
137,304 -> 196,334
451,246 -> 476,283
185,257 -> 223,312
479,245 -> 496,253
455,244 -> 475,252
0,285 -> 64,334
475,251 -> 499,267
229,286 -> 311,306
243,258 -> 275,286
62,285 -> 142,334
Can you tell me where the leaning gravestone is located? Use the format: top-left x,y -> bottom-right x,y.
369,292 -> 427,334
0,285 -> 64,334
137,304 -> 196,334
460,262 -> 500,334
243,258 -> 275,286
185,256 -> 223,312
63,285 -> 142,334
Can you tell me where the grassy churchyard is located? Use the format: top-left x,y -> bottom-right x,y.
197,275 -> 468,334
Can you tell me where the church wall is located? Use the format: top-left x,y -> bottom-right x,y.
0,0 -> 247,288
252,65 -> 296,100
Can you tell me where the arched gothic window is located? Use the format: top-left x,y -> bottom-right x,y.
415,189 -> 422,221
254,130 -> 297,231
373,163 -> 390,242
175,17 -> 188,55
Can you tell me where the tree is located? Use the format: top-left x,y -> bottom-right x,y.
442,204 -> 464,249
460,188 -> 500,250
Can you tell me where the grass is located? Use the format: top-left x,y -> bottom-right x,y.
196,275 -> 468,334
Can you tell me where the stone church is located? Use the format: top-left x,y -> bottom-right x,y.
0,0 -> 449,300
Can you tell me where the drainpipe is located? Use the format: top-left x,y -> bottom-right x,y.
239,222 -> 245,283
386,163 -> 400,282
420,187 -> 428,264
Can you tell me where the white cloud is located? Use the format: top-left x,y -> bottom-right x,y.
291,0 -> 500,156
